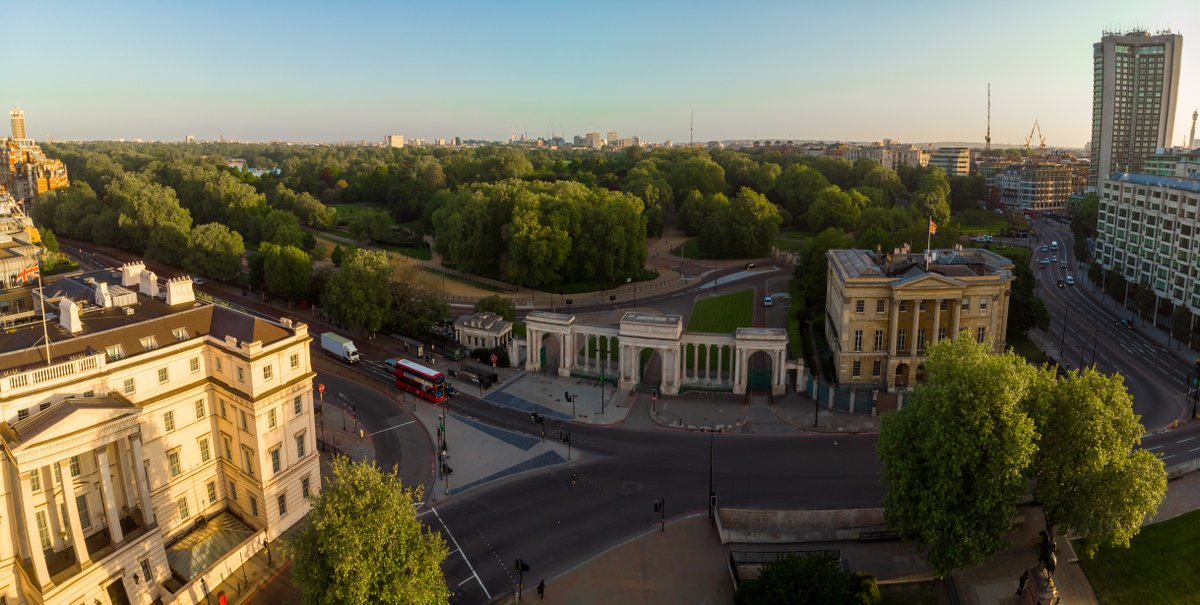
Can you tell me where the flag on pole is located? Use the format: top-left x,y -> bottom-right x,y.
17,259 -> 39,284
928,219 -> 938,236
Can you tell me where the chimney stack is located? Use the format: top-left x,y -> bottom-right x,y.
59,298 -> 82,334
94,282 -> 112,308
165,276 -> 195,306
121,262 -> 145,287
139,270 -> 159,298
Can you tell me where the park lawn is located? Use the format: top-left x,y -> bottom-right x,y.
377,241 -> 432,260
1078,507 -> 1200,604
773,237 -> 804,251
1007,336 -> 1046,364
418,267 -> 511,294
687,289 -> 754,333
879,581 -> 937,605
553,269 -> 658,294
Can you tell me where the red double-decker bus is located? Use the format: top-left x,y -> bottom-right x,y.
394,359 -> 446,403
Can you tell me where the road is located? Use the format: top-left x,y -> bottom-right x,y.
1029,219 -> 1190,430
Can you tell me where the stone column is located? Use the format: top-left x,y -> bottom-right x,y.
117,437 -> 138,513
910,299 -> 921,356
932,298 -> 942,344
129,436 -> 155,526
95,446 -> 124,544
888,298 -> 899,356
58,459 -> 90,567
18,470 -> 51,586
952,298 -> 962,340
582,335 -> 590,371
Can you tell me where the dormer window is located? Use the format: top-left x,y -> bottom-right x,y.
140,336 -> 159,352
172,328 -> 190,342
106,345 -> 125,362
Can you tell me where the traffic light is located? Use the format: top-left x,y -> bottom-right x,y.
653,500 -> 661,513
514,557 -> 530,573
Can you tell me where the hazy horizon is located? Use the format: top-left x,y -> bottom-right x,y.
7,0 -> 1200,146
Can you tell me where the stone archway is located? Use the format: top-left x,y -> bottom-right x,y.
745,350 -> 774,393
637,348 -> 663,391
895,363 -> 910,389
539,333 -> 562,374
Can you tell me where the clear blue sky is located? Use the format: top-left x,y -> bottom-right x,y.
7,0 -> 1199,146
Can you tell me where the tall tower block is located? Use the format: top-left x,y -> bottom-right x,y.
9,107 -> 26,140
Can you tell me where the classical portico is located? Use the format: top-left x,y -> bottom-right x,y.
521,311 -> 790,396
0,396 -> 155,594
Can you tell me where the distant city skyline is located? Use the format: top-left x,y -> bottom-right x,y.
7,0 -> 1200,146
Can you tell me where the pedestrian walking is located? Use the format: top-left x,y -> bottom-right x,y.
537,580 -> 545,599
571,471 -> 576,487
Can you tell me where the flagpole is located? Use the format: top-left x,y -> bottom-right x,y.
35,258 -> 51,366
926,213 -> 936,267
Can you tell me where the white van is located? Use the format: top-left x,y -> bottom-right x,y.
1050,241 -> 1059,252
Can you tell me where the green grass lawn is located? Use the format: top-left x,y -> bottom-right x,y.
420,268 -> 511,293
1007,336 -> 1046,365
377,242 -> 432,260
773,237 -> 805,251
1078,508 -> 1200,604
879,581 -> 937,605
687,289 -> 754,333
332,203 -> 390,221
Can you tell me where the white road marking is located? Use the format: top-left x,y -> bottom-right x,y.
1189,446 -> 1200,453
369,420 -> 415,436
1178,437 -> 1195,444
433,507 -> 490,599
1146,445 -> 1164,451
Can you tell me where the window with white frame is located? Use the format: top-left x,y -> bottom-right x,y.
295,432 -> 306,459
173,328 -> 190,342
977,327 -> 987,343
874,330 -> 884,351
979,297 -> 988,311
852,360 -> 861,377
289,353 -> 299,369
242,447 -> 255,477
855,300 -> 864,313
219,398 -> 227,419
30,469 -> 40,491
106,345 -> 125,362
302,476 -> 311,499
141,559 -> 154,583
899,301 -> 908,312
876,299 -> 885,313
961,298 -> 970,311
207,481 -> 217,504
177,496 -> 189,520
229,480 -> 238,503
76,494 -> 91,529
164,411 -> 175,432
236,367 -> 245,383
168,450 -> 181,477
897,329 -> 907,351
872,360 -> 881,377
158,368 -> 169,384
36,510 -> 50,549
199,437 -> 211,462
917,329 -> 926,351
268,408 -> 277,429
250,495 -> 258,517
190,357 -> 200,373
69,456 -> 81,477
195,400 -> 205,419
270,447 -> 282,474
277,493 -> 287,517
140,336 -> 159,351
124,377 -> 136,394
293,395 -> 302,415
222,433 -> 233,461
240,410 -> 249,431
853,330 -> 863,352
263,365 -> 273,381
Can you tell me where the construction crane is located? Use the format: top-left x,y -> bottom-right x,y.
1024,120 -> 1046,156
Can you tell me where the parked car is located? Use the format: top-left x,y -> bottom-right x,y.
1116,318 -> 1135,329
744,262 -> 756,270
1059,262 -> 1066,269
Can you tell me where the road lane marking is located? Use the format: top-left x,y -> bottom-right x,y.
369,420 -> 415,436
1146,445 -> 1164,451
1190,447 -> 1200,453
1164,454 -> 1176,460
1178,437 -> 1195,444
459,577 -> 476,587
433,507 -> 490,599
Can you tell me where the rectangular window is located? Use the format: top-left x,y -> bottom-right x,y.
897,329 -> 907,351
240,410 -> 249,431
250,495 -> 258,517
293,395 -> 302,415
853,330 -> 863,352
215,357 -> 222,371
30,469 -> 41,491
17,408 -> 29,421
229,480 -> 238,503
302,476 -> 311,499
199,437 -> 211,462
69,456 -> 81,477
177,496 -> 189,521
124,377 -> 136,394
854,300 -> 864,313
236,367 -> 245,383
961,298 -> 970,311
917,329 -> 926,351
939,300 -> 948,311
979,297 -> 988,311
899,301 -> 908,312
141,559 -> 154,583
158,368 -> 169,384
168,450 -> 181,477
263,365 -> 273,381
852,360 -> 861,377
277,493 -> 288,517
164,411 -> 175,432
271,447 -> 282,474
190,357 -> 200,373
173,328 -> 190,342
875,299 -> 885,314
295,433 -> 306,459
977,327 -> 987,343
919,300 -> 927,311
207,481 -> 217,504
938,327 -> 947,341
872,360 -> 882,377
268,408 -> 277,429
222,433 -> 233,461
242,447 -> 255,477
290,353 -> 299,369
106,345 -> 125,362
874,330 -> 883,351
140,336 -> 159,351
195,400 -> 205,419
36,510 -> 51,549
76,494 -> 91,529
219,398 -> 227,419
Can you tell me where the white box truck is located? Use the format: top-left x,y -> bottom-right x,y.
320,332 -> 360,364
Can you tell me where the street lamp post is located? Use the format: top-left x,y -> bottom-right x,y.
707,423 -> 715,521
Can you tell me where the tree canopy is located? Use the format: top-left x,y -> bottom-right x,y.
734,553 -> 880,605
289,456 -> 450,605
320,249 -> 393,333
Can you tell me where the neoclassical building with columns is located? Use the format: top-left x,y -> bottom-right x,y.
0,262 -> 319,605
519,311 -> 792,396
826,245 -> 1014,391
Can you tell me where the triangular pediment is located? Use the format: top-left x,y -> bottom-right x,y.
3,397 -> 138,451
894,272 -> 965,289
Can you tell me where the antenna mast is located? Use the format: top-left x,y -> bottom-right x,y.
690,111 -> 694,146
985,83 -> 991,155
